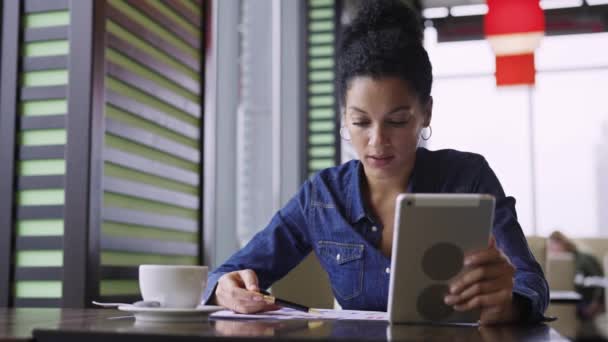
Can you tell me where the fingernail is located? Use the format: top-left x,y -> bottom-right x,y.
464,257 -> 472,266
444,296 -> 452,305
450,286 -> 457,293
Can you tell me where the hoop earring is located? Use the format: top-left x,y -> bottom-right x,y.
421,126 -> 432,141
340,126 -> 351,141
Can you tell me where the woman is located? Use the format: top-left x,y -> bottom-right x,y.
203,0 -> 548,324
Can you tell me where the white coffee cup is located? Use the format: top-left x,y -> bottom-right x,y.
139,265 -> 208,308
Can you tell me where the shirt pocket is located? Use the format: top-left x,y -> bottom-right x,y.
317,241 -> 365,301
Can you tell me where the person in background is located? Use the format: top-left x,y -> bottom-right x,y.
548,230 -> 605,319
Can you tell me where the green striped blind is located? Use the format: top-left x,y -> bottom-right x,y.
101,0 -> 203,298
13,5 -> 70,305
306,0 -> 338,177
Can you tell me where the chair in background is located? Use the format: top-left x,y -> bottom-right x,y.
545,252 -> 578,338
546,252 -> 576,291
270,253 -> 335,309
526,235 -> 547,273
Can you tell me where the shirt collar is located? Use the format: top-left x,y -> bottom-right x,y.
347,150 -> 419,224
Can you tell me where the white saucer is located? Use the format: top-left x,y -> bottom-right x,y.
118,305 -> 224,322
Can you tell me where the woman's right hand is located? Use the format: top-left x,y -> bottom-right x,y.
212,269 -> 280,314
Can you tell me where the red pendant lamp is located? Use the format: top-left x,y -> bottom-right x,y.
484,0 -> 545,86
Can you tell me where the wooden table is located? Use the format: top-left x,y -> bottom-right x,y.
1,308 -> 570,341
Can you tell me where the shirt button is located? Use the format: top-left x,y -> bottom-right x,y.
336,254 -> 341,261
371,226 -> 378,232
385,267 -> 390,274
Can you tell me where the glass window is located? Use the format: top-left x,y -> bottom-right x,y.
425,29 -> 608,237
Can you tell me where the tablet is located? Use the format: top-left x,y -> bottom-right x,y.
387,194 -> 495,324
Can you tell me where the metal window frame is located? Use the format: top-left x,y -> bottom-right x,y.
0,0 -> 21,308
199,0 -> 208,266
299,0 -> 311,183
333,0 -> 343,167
62,0 -> 106,308
203,0 -> 240,269
279,0 -> 306,203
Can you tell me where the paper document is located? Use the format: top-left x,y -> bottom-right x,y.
210,307 -> 388,321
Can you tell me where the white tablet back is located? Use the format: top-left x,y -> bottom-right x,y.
387,194 -> 495,324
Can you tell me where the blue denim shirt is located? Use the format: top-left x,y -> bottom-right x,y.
204,148 -> 549,321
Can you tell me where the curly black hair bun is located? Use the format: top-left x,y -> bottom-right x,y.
346,0 -> 423,44
336,0 -> 432,108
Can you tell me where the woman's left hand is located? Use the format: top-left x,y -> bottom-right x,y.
444,236 -> 520,325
